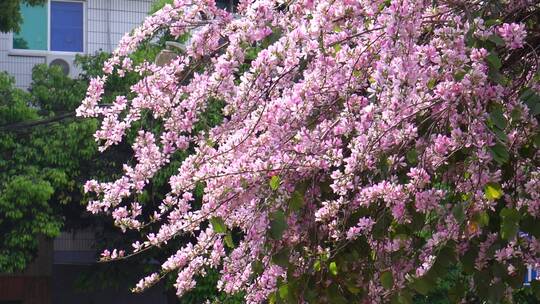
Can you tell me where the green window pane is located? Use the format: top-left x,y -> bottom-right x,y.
13,4 -> 48,50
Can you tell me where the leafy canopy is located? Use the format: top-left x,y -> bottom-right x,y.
0,68 -> 93,272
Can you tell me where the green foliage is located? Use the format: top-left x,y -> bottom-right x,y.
269,210 -> 287,240
412,267 -> 468,304
288,190 -> 304,212
412,264 -> 540,304
0,66 -> 103,272
0,0 -> 47,33
380,271 -> 394,289
0,176 -> 59,272
149,0 -> 174,14
484,182 -> 503,201
0,7 -> 237,303
30,64 -> 87,113
0,72 -> 37,124
210,217 -> 227,233
269,175 -> 280,190
499,208 -> 520,241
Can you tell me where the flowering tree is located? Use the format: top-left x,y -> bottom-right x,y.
77,0 -> 540,302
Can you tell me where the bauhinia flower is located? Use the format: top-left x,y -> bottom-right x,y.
78,0 -> 540,302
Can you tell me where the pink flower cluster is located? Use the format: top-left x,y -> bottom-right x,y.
77,0 -> 539,302
497,23 -> 527,50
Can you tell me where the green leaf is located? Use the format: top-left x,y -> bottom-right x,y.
488,281 -> 505,303
329,261 -> 338,276
486,52 -> 502,70
489,106 -> 507,129
465,28 -> 476,47
493,128 -> 508,143
521,216 -> 540,238
427,79 -> 436,89
268,293 -> 277,304
488,34 -> 505,46
435,245 -> 456,269
484,19 -> 501,27
521,87 -> 536,100
452,203 -> 465,223
484,183 -> 503,201
269,175 -> 280,191
380,271 -> 394,289
272,248 -> 290,267
346,283 -> 362,295
448,281 -> 466,302
224,232 -> 235,248
410,277 -> 434,295
391,291 -> 413,304
511,108 -> 522,121
313,260 -> 321,272
288,191 -> 304,212
500,208 -> 520,240
269,210 -> 288,239
520,88 -> 540,116
489,143 -> 509,165
252,260 -> 264,276
209,217 -> 227,233
462,246 -> 478,274
406,149 -> 418,164
378,0 -> 391,11
531,281 -> 540,300
378,156 -> 390,175
453,71 -> 466,81
488,69 -> 506,85
533,133 -> 540,148
278,284 -> 289,300
304,288 -> 318,303
327,284 -> 347,304
474,211 -> 490,227
333,44 -> 342,53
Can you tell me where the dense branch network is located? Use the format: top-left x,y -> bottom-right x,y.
77,0 -> 540,302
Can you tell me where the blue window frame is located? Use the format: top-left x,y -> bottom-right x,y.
13,1 -> 84,53
51,2 -> 84,52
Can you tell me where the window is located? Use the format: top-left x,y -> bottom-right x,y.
12,3 -> 48,50
13,1 -> 84,53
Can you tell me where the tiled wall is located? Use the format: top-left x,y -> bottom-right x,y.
0,0 -> 153,89
87,0 -> 152,53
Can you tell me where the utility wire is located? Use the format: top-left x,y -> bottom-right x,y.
0,111 -> 77,133
0,102 -> 115,133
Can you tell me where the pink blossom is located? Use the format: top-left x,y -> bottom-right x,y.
497,23 -> 527,50
75,0 -> 540,302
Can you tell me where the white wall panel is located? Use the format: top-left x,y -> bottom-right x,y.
0,0 -> 152,89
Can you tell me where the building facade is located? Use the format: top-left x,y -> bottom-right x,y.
0,1 -> 169,303
0,0 -> 153,89
0,231 -> 168,304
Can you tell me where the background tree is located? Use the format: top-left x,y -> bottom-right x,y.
0,59 -> 239,303
0,68 -> 96,272
0,0 -> 242,300
0,0 -> 47,33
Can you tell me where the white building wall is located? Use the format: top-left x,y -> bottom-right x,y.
0,0 -> 153,89
87,0 -> 153,53
0,33 -> 46,89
